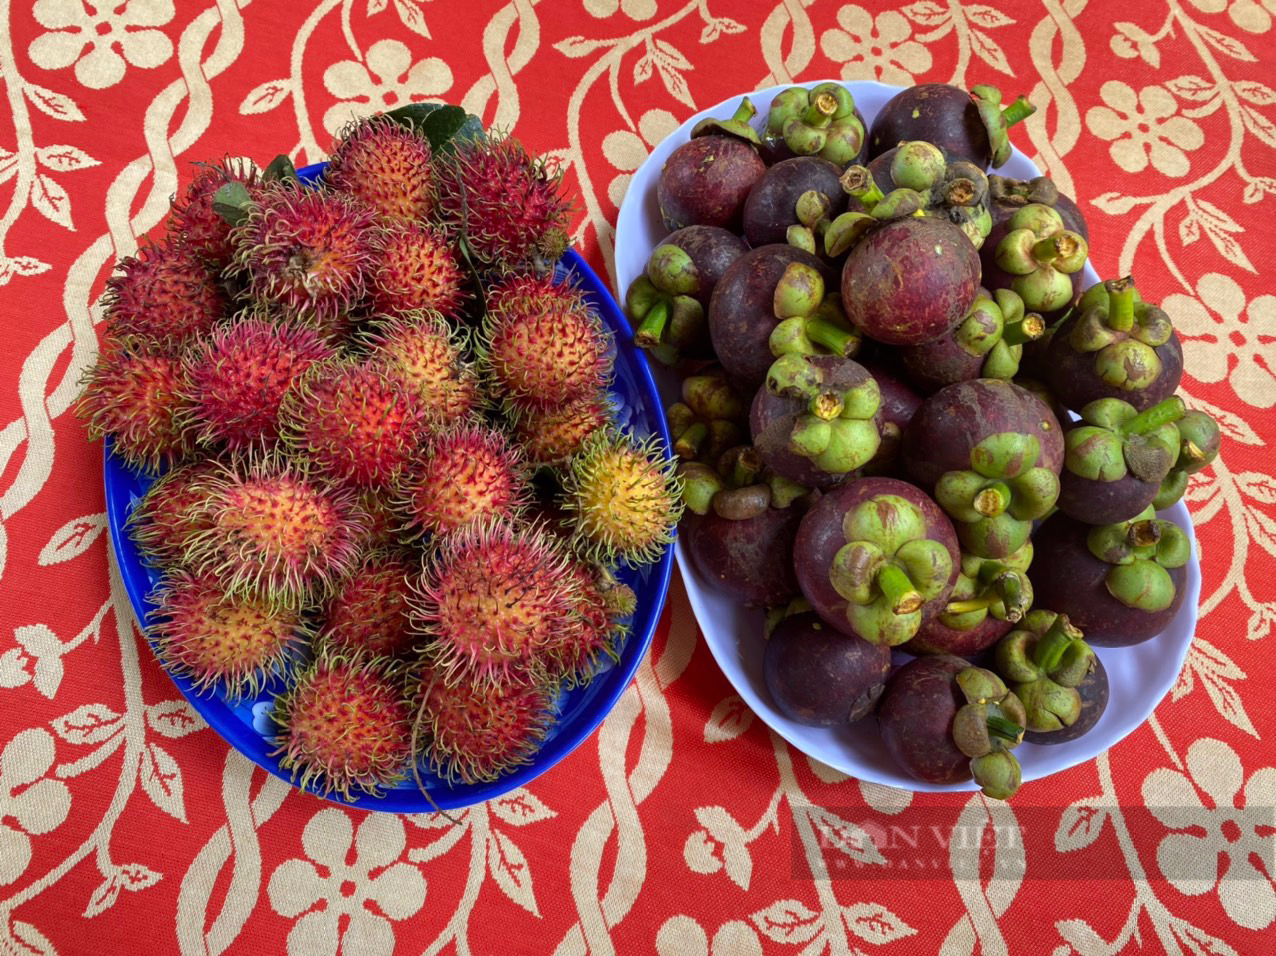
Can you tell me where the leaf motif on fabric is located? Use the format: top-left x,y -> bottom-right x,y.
803,806 -> 887,867
35,145 -> 100,173
1054,796 -> 1108,852
903,1 -> 950,26
140,742 -> 187,823
53,703 -> 123,746
693,806 -> 752,889
490,788 -> 556,826
842,902 -> 917,943
238,80 -> 291,116
146,701 -> 205,739
970,30 -> 1013,74
38,514 -> 106,566
1055,918 -> 1108,956
31,174 -> 73,230
24,83 -> 86,122
750,899 -> 822,944
704,695 -> 754,743
487,828 -> 539,916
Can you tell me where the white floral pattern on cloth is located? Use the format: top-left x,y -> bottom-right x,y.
819,6 -> 932,85
28,0 -> 174,90
267,808 -> 426,956
1142,738 -> 1276,930
583,0 -> 657,20
656,915 -> 764,956
1085,81 -> 1205,177
601,108 -> 678,208
0,729 -> 72,886
1186,0 -> 1276,32
1164,273 -> 1276,408
321,39 -> 454,138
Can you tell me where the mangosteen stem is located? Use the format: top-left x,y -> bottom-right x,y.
1129,520 -> 1161,548
1031,234 -> 1079,264
992,572 -> 1025,621
986,714 -> 1025,743
1001,96 -> 1035,128
730,99 -> 757,124
973,482 -> 1013,518
876,564 -> 923,615
810,392 -> 845,421
840,166 -> 883,210
1107,281 -> 1137,333
946,595 -> 996,614
805,317 -> 859,357
944,178 -> 978,207
634,300 -> 670,348
674,422 -> 707,459
1118,396 -> 1186,436
802,91 -> 838,127
1031,615 -> 1086,673
1000,313 -> 1046,346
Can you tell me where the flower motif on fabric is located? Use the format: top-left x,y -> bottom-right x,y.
602,108 -> 678,208
0,729 -> 72,886
28,0 -> 175,90
1142,738 -> 1276,930
1164,273 -> 1276,408
1085,81 -> 1205,177
267,809 -> 427,956
322,39 -> 454,137
820,6 -> 932,86
583,0 -> 657,20
1185,0 -> 1276,32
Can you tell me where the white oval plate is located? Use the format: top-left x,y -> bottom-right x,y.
614,80 -> 1200,792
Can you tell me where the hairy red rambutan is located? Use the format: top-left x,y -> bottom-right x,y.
435,133 -> 572,274
272,649 -> 413,799
507,391 -> 613,466
411,520 -> 580,686
368,221 -> 466,318
148,572 -> 310,701
167,157 -> 261,267
320,552 -> 418,657
181,315 -> 335,451
417,662 -> 556,785
363,312 -> 481,424
227,182 -> 377,324
397,424 -> 527,537
128,459 -> 223,569
101,241 -> 227,346
281,358 -> 432,489
325,115 -> 435,222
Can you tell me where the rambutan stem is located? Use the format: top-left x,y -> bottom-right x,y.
634,300 -> 670,348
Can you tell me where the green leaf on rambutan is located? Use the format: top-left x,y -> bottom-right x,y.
212,181 -> 251,226
261,153 -> 298,185
382,102 -> 484,155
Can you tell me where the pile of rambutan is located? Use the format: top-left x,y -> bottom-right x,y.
78,107 -> 682,802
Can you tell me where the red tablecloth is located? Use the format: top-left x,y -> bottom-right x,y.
2,1 -> 1274,953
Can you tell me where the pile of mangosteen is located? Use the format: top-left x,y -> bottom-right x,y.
627,81 -> 1218,799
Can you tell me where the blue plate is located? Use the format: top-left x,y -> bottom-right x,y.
104,161 -> 675,811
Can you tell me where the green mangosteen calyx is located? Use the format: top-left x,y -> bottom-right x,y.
934,432 -> 1060,560
676,462 -> 724,516
665,367 -> 745,463
971,84 -> 1036,168
1086,507 -> 1191,612
1153,409 -> 1222,510
785,190 -> 837,255
766,352 -> 882,475
766,83 -> 865,166
993,204 -> 1088,313
989,174 -> 1060,210
940,545 -> 1035,631
886,142 -> 993,249
1065,396 -> 1186,488
1068,278 -> 1175,392
953,289 -> 1045,380
994,610 -> 1096,733
827,495 -> 954,646
768,263 -> 862,360
821,165 -> 923,257
627,244 -> 707,363
691,97 -> 762,145
952,666 -> 1026,799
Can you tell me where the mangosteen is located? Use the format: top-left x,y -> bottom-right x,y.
627,226 -> 748,364
992,611 -> 1098,734
684,500 -> 804,608
904,543 -> 1033,657
763,83 -> 867,167
1045,278 -> 1184,413
1057,396 -> 1185,525
793,477 -> 960,646
902,379 -> 1064,559
1153,409 -> 1221,510
1029,510 -> 1191,646
763,612 -> 891,726
982,204 -> 1088,318
857,361 -> 922,477
878,656 -> 1026,798
657,100 -> 766,232
868,83 -> 1035,169
665,366 -> 748,465
988,174 -> 1090,240
742,156 -> 848,249
1024,654 -> 1109,745
750,353 -> 882,488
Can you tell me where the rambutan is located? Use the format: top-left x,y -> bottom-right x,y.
541,560 -> 628,685
281,358 -> 432,489
412,520 -> 581,685
436,133 -> 572,274
561,429 -> 683,567
482,280 -> 612,408
183,454 -> 367,605
507,391 -> 613,466
181,316 -> 335,451
364,312 -> 481,424
78,339 -> 194,474
320,552 -> 417,657
272,649 -> 413,799
325,115 -> 435,222
397,424 -> 528,537
354,489 -> 407,551
167,157 -> 261,267
148,572 -> 310,701
368,221 -> 466,319
101,241 -> 227,346
128,459 -> 222,569
485,272 -> 588,315
227,182 -> 377,325
417,663 -> 556,785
